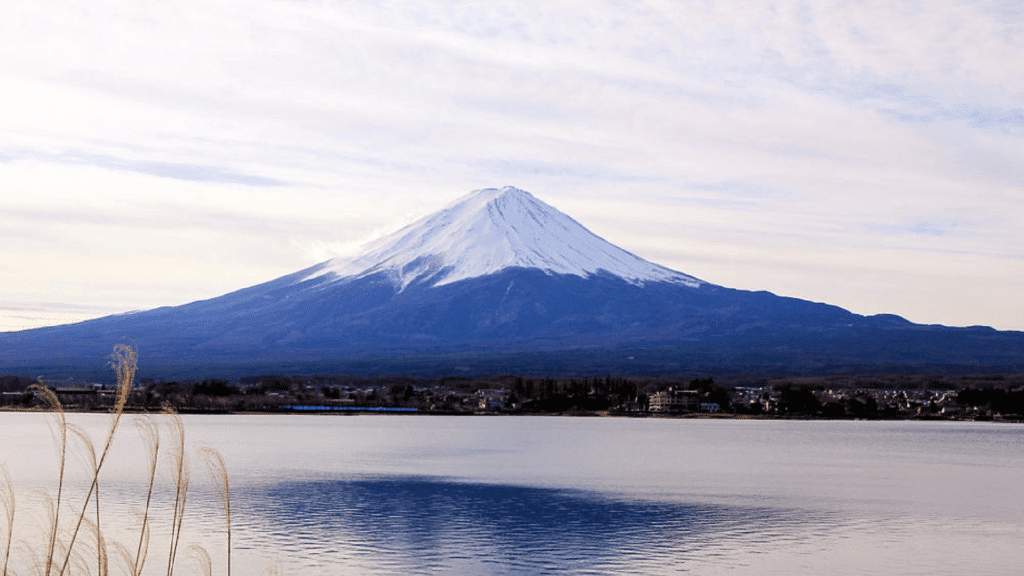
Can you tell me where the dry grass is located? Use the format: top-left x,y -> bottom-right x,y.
4,345 -> 233,576
1,467 -> 15,575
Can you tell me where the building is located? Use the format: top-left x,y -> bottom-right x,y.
649,388 -> 699,413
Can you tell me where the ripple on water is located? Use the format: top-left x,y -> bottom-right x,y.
226,475 -> 848,575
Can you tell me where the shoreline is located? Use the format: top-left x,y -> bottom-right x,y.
3,405 -> 1020,423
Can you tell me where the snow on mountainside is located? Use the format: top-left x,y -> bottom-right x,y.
306,186 -> 702,289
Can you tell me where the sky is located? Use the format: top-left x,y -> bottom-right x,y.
1,0 -> 1022,332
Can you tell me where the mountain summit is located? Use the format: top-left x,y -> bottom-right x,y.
307,186 -> 701,289
2,186 -> 1022,376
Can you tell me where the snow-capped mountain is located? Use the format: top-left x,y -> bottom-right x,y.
2,186 -> 1022,377
306,186 -> 701,289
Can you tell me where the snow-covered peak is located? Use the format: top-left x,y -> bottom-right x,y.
308,186 -> 702,289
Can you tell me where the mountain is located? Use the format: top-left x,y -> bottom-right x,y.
2,186 -> 1023,378
308,186 -> 701,289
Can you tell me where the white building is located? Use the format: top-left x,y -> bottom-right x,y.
649,388 -> 698,413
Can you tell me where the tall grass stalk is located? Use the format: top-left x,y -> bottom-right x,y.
82,516 -> 109,576
0,468 -> 14,576
29,383 -> 67,576
164,409 -> 189,576
67,423 -> 102,575
7,345 -> 236,576
131,417 -> 159,576
186,544 -> 212,576
200,449 -> 231,576
55,344 -> 134,576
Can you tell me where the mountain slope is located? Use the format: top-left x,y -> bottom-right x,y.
2,186 -> 1022,376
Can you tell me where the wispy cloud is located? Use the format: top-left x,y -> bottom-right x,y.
0,0 -> 1021,329
3,149 -> 286,186
70,154 -> 288,187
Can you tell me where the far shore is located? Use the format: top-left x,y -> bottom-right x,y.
4,405 -> 1021,424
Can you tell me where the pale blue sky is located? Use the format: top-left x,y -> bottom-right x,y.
2,0 -> 1022,331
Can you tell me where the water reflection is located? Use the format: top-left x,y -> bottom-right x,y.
231,476 -> 843,575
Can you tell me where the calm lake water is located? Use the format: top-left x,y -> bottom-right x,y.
0,413 -> 1022,575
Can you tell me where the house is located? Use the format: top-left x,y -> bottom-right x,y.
475,388 -> 507,411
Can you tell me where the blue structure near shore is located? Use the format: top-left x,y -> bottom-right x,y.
279,405 -> 418,413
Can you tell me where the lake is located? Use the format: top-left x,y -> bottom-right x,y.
0,413 -> 1021,575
